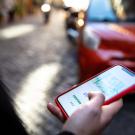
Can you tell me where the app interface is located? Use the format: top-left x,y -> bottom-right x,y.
58,66 -> 135,116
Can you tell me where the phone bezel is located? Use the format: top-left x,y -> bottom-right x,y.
55,65 -> 135,119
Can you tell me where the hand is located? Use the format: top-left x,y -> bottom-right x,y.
47,92 -> 123,135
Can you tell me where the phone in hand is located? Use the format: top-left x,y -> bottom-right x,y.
55,65 -> 135,119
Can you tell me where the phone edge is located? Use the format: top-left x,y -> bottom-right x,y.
55,65 -> 135,119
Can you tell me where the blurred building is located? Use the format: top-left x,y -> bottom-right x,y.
112,0 -> 135,20
0,0 -> 15,23
0,0 -> 36,24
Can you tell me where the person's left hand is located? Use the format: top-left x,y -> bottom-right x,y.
47,101 -> 65,122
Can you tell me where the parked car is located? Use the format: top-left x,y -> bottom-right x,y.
77,0 -> 135,83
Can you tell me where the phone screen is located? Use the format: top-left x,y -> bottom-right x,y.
58,66 -> 135,116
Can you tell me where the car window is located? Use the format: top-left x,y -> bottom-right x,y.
87,0 -> 135,22
87,0 -> 117,22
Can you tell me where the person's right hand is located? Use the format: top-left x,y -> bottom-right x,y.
47,92 -> 123,135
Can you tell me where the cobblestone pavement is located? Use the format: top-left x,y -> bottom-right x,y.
0,9 -> 78,135
0,8 -> 135,135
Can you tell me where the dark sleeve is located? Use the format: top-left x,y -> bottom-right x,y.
0,80 -> 28,135
57,131 -> 75,135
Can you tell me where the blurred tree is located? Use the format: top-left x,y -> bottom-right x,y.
14,0 -> 34,17
14,0 -> 26,17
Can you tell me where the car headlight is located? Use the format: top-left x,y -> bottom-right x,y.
41,4 -> 51,12
83,26 -> 100,50
77,19 -> 84,27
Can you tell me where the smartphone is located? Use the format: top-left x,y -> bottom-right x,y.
55,65 -> 135,119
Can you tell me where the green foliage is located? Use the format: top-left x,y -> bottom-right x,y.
14,1 -> 26,16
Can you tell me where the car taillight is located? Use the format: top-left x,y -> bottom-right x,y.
83,26 -> 100,50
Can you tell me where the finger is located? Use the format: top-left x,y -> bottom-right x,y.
47,103 -> 65,122
101,99 -> 123,124
87,92 -> 105,108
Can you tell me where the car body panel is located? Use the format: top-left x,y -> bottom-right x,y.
78,22 -> 135,82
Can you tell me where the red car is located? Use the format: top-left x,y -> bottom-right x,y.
78,0 -> 135,82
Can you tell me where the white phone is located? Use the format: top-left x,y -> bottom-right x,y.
55,65 -> 135,118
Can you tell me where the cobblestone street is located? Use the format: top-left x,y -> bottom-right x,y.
0,8 -> 135,135
0,9 -> 78,135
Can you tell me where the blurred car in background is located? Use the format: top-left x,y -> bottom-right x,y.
63,0 -> 89,42
65,8 -> 79,41
78,0 -> 135,83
